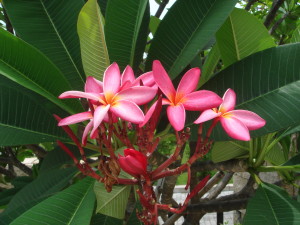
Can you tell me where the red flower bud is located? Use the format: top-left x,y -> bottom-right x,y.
118,149 -> 147,178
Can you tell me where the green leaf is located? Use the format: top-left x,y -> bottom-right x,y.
289,25 -> 300,43
211,140 -> 249,163
265,143 -> 287,166
39,144 -> 96,174
0,76 -> 69,146
77,0 -> 110,80
199,44 -> 221,87
105,0 -> 149,70
10,177 -> 95,225
0,29 -> 82,114
0,168 -> 76,224
94,182 -> 131,219
202,43 -> 300,140
3,0 -> 86,90
243,183 -> 300,225
90,214 -> 122,225
149,16 -> 161,35
282,153 -> 300,167
145,0 -> 237,79
216,8 -> 275,67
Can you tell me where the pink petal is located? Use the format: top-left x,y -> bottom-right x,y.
90,105 -> 110,138
82,120 -> 93,146
103,62 -> 121,97
121,65 -> 135,86
58,111 -> 92,126
110,100 -> 144,124
59,91 -> 100,101
229,110 -> 266,130
153,60 -> 176,102
194,109 -> 221,124
133,72 -> 156,87
85,76 -> 103,93
183,90 -> 222,111
167,104 -> 185,131
139,100 -> 158,127
115,86 -> 157,105
219,89 -> 236,113
177,68 -> 200,95
220,116 -> 250,141
124,149 -> 147,171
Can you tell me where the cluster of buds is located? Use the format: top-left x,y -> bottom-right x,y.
57,60 -> 265,225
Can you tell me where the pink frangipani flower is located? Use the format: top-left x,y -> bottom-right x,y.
152,60 -> 223,131
194,88 -> 266,141
58,63 -> 157,139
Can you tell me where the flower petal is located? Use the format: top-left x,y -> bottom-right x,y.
90,105 -> 110,138
139,100 -> 158,127
177,68 -> 200,95
167,104 -> 185,131
229,110 -> 266,130
85,76 -> 103,93
58,111 -> 92,126
133,71 -> 156,88
183,90 -> 222,111
121,65 -> 135,86
153,60 -> 176,102
59,91 -> 100,101
111,100 -> 144,124
124,149 -> 147,171
115,86 -> 157,105
220,116 -> 250,141
194,109 -> 221,124
119,156 -> 143,177
219,88 -> 236,113
103,62 -> 121,96
82,120 -> 93,146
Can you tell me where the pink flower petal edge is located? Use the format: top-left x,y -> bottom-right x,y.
58,111 -> 92,126
220,116 -> 250,141
194,109 -> 221,124
229,110 -> 266,130
177,67 -> 200,95
219,88 -> 236,113
167,104 -> 185,131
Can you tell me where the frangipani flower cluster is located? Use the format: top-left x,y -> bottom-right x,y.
57,61 -> 266,225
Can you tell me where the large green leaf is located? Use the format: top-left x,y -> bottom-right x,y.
202,43 -> 300,140
243,183 -> 300,225
211,140 -> 249,163
0,28 -> 82,114
199,43 -> 221,87
216,8 -> 275,67
0,76 -> 69,146
39,144 -> 96,174
77,0 -> 110,80
90,214 -> 122,225
0,168 -> 76,225
3,0 -> 86,90
145,0 -> 237,78
10,177 -> 95,225
94,182 -> 131,219
105,0 -> 149,71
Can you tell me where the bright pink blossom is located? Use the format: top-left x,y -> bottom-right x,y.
118,148 -> 147,178
152,60 -> 223,131
58,63 -> 157,140
194,89 -> 266,141
120,65 -> 157,91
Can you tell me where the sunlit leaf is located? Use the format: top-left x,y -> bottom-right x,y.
77,0 -> 110,80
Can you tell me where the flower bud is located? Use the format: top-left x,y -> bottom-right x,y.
118,148 -> 147,178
